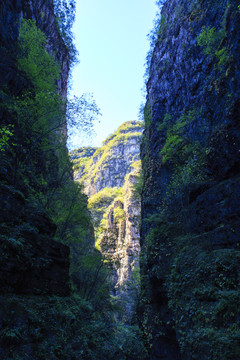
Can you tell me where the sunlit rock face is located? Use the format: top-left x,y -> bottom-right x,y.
72,121 -> 143,319
72,121 -> 143,196
88,136 -> 140,195
99,170 -> 141,321
140,0 -> 240,359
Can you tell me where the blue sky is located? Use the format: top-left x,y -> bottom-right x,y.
69,0 -> 158,149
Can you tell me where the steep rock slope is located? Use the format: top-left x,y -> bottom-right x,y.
0,0 -> 70,297
98,169 -> 141,320
140,1 -> 240,359
72,121 -> 143,318
73,121 -> 143,196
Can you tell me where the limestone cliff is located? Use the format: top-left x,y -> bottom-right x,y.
140,0 -> 240,359
72,121 -> 143,319
99,169 -> 141,320
72,121 -> 143,196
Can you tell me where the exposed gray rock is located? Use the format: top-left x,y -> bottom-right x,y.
72,121 -> 143,321
72,121 -> 143,196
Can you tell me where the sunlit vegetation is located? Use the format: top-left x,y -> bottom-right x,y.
197,26 -> 230,70
71,121 -> 143,187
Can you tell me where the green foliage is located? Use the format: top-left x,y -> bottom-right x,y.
159,109 -> 210,210
103,121 -> 143,146
88,187 -> 122,210
70,147 -> 97,176
18,19 -> 60,92
13,19 -> 64,170
0,294 -> 148,360
5,16 -> 108,316
7,19 -> 99,194
142,103 -> 152,142
113,324 -> 148,359
168,237 -> 240,359
160,134 -> 183,164
88,187 -> 123,248
0,125 -> 14,151
134,169 -> 144,196
17,19 -> 100,154
197,26 -> 230,70
197,26 -> 221,56
159,109 -> 204,165
77,121 -> 143,185
157,113 -> 172,131
88,187 -> 125,249
113,206 -> 125,223
166,142 -> 209,205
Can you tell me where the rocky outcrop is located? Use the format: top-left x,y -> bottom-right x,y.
73,121 -> 143,196
72,121 -> 143,319
100,169 -> 141,320
71,147 -> 97,181
140,1 -> 240,359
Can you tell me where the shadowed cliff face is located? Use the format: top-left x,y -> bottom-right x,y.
23,0 -> 70,97
0,0 -> 70,296
140,0 -> 240,359
0,0 -> 69,97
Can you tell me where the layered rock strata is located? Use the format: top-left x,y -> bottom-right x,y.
72,121 -> 143,196
100,169 -> 141,320
72,121 -> 143,318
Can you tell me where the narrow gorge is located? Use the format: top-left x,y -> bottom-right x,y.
0,0 -> 240,359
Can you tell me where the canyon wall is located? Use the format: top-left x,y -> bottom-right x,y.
140,0 -> 240,359
0,0 -> 71,297
0,0 -> 69,97
72,121 -> 143,319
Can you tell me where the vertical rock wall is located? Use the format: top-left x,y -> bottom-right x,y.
100,169 -> 141,320
140,0 -> 240,359
0,0 -> 70,296
78,121 -> 143,197
72,121 -> 143,320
